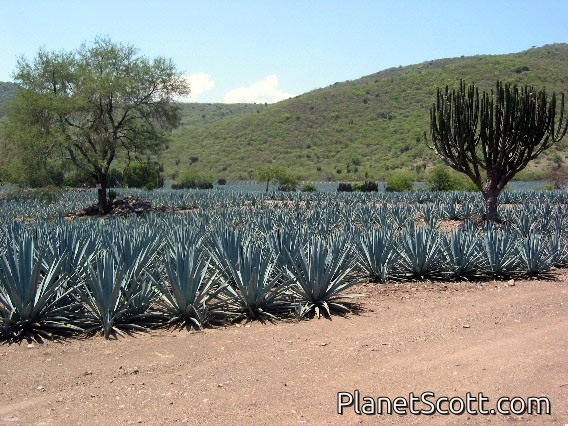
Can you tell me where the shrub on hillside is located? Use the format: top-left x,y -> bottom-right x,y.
301,183 -> 317,192
123,161 -> 164,190
427,166 -> 478,191
278,172 -> 299,191
352,182 -> 378,192
172,170 -> 213,189
64,168 -> 123,188
359,181 -> 378,192
427,166 -> 455,191
385,172 -> 414,192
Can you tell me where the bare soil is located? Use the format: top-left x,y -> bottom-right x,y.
1,274 -> 567,425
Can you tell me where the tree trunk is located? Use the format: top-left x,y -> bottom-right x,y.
97,174 -> 110,214
482,187 -> 500,222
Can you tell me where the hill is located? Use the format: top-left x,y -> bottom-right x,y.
178,103 -> 263,127
1,44 -> 568,183
167,43 -> 568,182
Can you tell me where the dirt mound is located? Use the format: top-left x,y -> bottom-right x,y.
71,195 -> 174,218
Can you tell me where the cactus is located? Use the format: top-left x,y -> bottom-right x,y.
430,80 -> 567,221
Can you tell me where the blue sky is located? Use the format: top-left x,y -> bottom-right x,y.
1,0 -> 567,103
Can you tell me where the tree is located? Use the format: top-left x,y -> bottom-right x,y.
427,165 -> 455,191
257,166 -> 282,192
123,160 -> 164,190
257,166 -> 298,192
276,171 -> 298,191
430,80 -> 567,221
545,154 -> 568,190
4,37 -> 189,213
427,165 -> 476,191
385,171 -> 413,192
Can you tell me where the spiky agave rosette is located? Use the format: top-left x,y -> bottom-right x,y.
283,234 -> 366,319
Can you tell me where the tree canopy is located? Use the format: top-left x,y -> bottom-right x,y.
3,37 -> 189,212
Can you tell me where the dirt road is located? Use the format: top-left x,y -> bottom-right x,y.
1,275 -> 566,425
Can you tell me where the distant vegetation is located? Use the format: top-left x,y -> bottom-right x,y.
1,43 -> 568,184
0,82 -> 18,117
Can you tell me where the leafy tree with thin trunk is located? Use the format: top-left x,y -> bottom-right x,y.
429,80 -> 567,221
257,166 -> 281,192
257,166 -> 298,192
3,37 -> 189,213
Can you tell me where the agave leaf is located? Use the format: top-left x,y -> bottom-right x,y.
80,251 -> 157,339
441,228 -> 483,280
356,228 -> 395,283
214,240 -> 295,320
0,235 -> 83,342
284,235 -> 361,319
327,301 -> 353,314
550,231 -> 568,267
153,243 -> 220,329
517,231 -> 554,277
394,223 -> 444,280
481,225 -> 519,278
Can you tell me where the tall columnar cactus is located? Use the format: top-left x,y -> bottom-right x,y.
430,80 -> 567,221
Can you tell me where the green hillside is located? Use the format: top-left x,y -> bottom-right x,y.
1,43 -> 567,184
167,43 -> 568,182
179,103 -> 264,127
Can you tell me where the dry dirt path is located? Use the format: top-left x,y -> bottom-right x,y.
1,275 -> 566,425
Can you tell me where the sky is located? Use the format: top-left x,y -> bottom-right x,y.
1,0 -> 567,104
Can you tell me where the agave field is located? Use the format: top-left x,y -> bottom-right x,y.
1,187 -> 567,342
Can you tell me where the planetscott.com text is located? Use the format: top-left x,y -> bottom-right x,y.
337,390 -> 551,416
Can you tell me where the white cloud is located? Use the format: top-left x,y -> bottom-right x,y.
182,72 -> 215,101
224,75 -> 293,104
